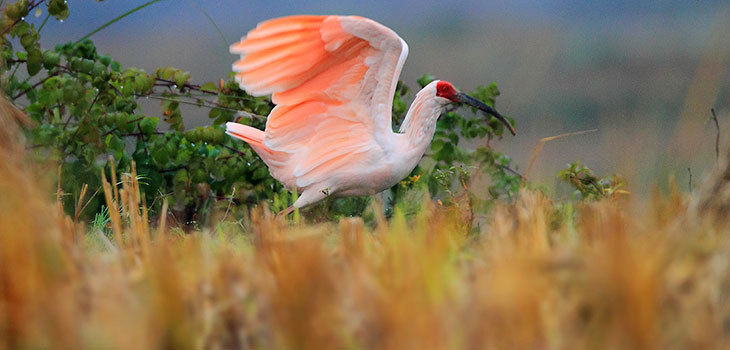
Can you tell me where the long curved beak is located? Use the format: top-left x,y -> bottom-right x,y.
456,92 -> 516,136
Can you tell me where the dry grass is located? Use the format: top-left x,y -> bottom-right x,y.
2,112 -> 730,350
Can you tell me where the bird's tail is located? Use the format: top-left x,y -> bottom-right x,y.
225,122 -> 267,149
226,122 -> 294,188
226,121 -> 282,166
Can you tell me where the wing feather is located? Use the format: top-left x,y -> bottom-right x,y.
230,15 -> 408,189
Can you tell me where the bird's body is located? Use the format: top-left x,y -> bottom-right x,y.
226,15 -> 514,213
226,81 -> 445,205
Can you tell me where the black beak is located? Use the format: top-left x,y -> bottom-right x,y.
456,92 -> 516,136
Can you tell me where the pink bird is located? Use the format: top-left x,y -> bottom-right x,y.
226,15 -> 515,216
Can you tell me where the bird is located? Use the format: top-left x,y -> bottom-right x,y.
225,15 -> 515,216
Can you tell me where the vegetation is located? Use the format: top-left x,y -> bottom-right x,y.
0,0 -> 519,226
3,107 -> 730,348
558,161 -> 627,200
1,1 -> 727,349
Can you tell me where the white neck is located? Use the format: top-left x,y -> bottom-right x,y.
398,81 -> 447,150
386,81 -> 448,181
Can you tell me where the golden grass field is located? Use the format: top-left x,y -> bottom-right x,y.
2,101 -> 730,350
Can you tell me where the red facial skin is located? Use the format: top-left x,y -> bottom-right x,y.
436,81 -> 459,102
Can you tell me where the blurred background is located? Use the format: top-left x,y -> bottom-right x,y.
35,0 -> 730,195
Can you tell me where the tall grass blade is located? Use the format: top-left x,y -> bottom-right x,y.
187,0 -> 229,50
76,0 -> 168,43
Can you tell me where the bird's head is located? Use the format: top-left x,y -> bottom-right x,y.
435,80 -> 516,136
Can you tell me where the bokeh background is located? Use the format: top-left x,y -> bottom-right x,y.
34,0 -> 730,195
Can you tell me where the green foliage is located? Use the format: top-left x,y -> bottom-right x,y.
1,1 -> 522,224
361,74 -> 520,220
558,161 -> 627,200
1,1 -> 278,223
47,0 -> 70,20
419,75 -> 521,200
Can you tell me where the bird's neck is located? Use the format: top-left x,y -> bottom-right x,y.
399,84 -> 445,149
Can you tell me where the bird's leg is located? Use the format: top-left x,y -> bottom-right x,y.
276,205 -> 296,219
275,188 -> 328,219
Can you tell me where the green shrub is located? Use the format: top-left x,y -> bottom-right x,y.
1,1 -> 520,224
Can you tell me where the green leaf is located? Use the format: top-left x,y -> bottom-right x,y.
447,132 -> 459,145
99,55 -> 111,66
78,59 -> 94,74
434,142 -> 455,164
5,0 -> 30,20
47,0 -> 69,20
430,138 -> 445,153
139,117 -> 158,135
42,50 -> 60,69
191,168 -> 207,183
92,62 -> 105,76
172,70 -> 190,87
208,107 -> 221,120
110,61 -> 121,72
418,74 -> 435,88
252,166 -> 268,180
26,60 -> 41,76
200,82 -> 217,92
173,169 -> 188,184
176,148 -> 191,163
156,66 -> 174,80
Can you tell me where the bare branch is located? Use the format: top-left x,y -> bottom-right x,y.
688,167 -> 693,193
524,128 -> 599,182
711,108 -> 720,163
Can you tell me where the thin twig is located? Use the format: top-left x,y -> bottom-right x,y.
140,94 -> 250,115
524,128 -> 599,182
458,176 -> 474,230
158,198 -> 168,236
74,184 -> 102,224
100,117 -> 145,137
9,59 -> 266,124
501,164 -> 524,179
12,71 -> 59,100
68,92 -> 121,142
688,167 -> 693,193
220,186 -> 237,223
222,144 -> 247,156
37,12 -> 50,32
142,92 -> 268,120
0,0 -> 46,36
74,183 -> 89,223
711,108 -> 720,163
64,90 -> 99,131
234,109 -> 268,121
118,132 -> 164,137
155,78 -> 217,95
159,165 -> 188,173
7,61 -> 21,86
56,164 -> 63,202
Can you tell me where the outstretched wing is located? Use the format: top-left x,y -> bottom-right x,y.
230,15 -> 408,187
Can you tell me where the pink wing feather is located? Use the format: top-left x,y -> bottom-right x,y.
229,15 -> 408,188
